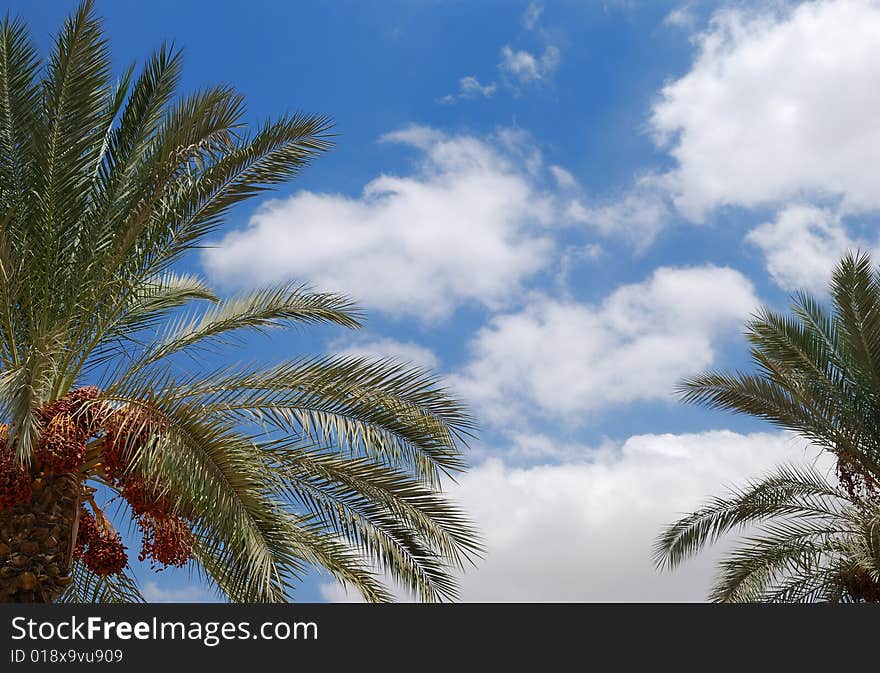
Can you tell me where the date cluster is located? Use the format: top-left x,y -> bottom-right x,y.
0,387 -> 194,585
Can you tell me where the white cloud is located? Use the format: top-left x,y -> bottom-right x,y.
448,430 -> 832,601
319,430 -> 833,602
499,47 -> 539,82
566,176 -> 671,250
437,75 -> 497,104
499,45 -> 560,85
319,582 -> 367,603
745,204 -> 877,293
492,430 -> 598,462
540,45 -> 561,74
142,582 -> 217,603
522,1 -> 543,30
202,127 -> 557,321
553,243 -> 603,296
378,125 -> 442,150
458,76 -> 496,98
452,264 -> 758,424
495,126 -> 545,176
549,165 -> 576,189
652,0 -> 880,221
664,3 -> 697,29
328,336 -> 439,370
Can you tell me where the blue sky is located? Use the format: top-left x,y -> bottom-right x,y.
11,0 -> 880,601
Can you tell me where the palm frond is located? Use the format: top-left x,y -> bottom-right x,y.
151,356 -> 474,484
709,519 -> 843,603
140,284 -> 361,365
263,440 -> 482,601
0,13 -> 40,214
31,0 -> 111,278
654,462 -> 844,571
59,560 -> 145,603
830,251 -> 880,396
149,113 -> 333,268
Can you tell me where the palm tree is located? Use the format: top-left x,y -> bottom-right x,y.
655,252 -> 880,602
0,1 -> 480,603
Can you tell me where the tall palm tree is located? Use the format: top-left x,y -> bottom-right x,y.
655,252 -> 880,602
0,1 -> 480,603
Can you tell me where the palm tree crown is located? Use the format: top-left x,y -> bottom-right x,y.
655,252 -> 880,602
0,0 -> 480,603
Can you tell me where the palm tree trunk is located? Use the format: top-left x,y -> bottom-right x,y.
0,472 -> 79,602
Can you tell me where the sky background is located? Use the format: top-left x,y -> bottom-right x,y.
8,0 -> 876,601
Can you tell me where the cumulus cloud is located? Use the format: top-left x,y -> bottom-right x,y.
745,205 -> 879,293
202,126 -> 558,320
437,75 -> 497,104
328,336 -> 439,370
448,430 -> 831,601
651,0 -> 880,221
453,264 -> 758,424
499,45 -> 560,85
320,430 -> 832,602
